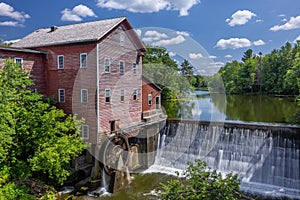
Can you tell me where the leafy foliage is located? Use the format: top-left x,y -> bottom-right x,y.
160,160 -> 242,200
0,59 -> 86,197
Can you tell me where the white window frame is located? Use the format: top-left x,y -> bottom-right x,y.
104,57 -> 110,73
119,60 -> 124,75
133,89 -> 138,101
81,124 -> 89,139
148,94 -> 152,105
58,89 -> 65,103
80,53 -> 87,68
81,89 -> 88,103
57,55 -> 64,69
133,63 -> 137,75
105,89 -> 110,103
15,57 -> 23,69
120,89 -> 125,102
120,34 -> 125,46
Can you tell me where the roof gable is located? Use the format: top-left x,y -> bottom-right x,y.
12,17 -> 145,51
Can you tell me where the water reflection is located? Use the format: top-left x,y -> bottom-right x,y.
164,91 -> 298,124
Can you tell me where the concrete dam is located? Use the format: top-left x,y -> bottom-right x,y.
146,119 -> 300,199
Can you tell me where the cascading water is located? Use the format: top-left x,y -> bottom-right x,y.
145,120 -> 300,198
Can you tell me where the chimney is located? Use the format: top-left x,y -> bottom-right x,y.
50,26 -> 58,32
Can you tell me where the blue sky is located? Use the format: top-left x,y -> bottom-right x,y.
1,0 -> 300,74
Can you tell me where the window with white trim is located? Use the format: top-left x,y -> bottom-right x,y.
119,60 -> 124,74
80,53 -> 87,68
81,124 -> 89,139
15,58 -> 23,69
57,55 -> 64,69
148,94 -> 152,105
81,89 -> 88,103
120,34 -> 124,46
133,89 -> 137,100
104,57 -> 110,73
120,89 -> 125,102
105,89 -> 110,103
133,63 -> 137,75
58,89 -> 65,103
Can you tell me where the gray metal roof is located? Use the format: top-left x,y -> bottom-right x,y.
12,17 -> 126,48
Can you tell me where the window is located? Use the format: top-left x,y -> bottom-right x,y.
104,57 -> 110,73
57,55 -> 64,69
105,89 -> 110,103
120,89 -> 125,102
133,63 -> 137,75
120,34 -> 124,46
133,89 -> 137,100
81,89 -> 88,103
81,124 -> 89,139
58,89 -> 65,103
148,94 -> 152,105
15,58 -> 23,69
80,53 -> 87,68
119,60 -> 124,74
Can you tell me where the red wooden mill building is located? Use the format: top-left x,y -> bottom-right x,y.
0,17 -> 165,145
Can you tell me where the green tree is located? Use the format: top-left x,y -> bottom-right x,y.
160,160 -> 244,200
241,49 -> 253,63
180,59 -> 196,87
0,59 -> 86,197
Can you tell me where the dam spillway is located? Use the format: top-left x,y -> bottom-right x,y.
147,119 -> 300,198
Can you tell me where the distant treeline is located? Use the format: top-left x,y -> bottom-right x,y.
216,42 -> 300,96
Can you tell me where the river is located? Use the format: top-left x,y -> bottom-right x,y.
165,91 -> 298,124
69,92 -> 299,200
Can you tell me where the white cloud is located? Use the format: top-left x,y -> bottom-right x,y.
270,15 -> 300,31
294,35 -> 300,43
189,52 -> 203,59
135,29 -> 142,37
0,2 -> 30,21
0,21 -> 20,27
153,35 -> 185,46
168,51 -> 176,57
216,38 -> 252,49
144,30 -> 168,39
209,55 -> 217,59
226,10 -> 256,26
176,31 -> 190,37
278,14 -> 286,17
96,0 -> 200,16
256,19 -> 263,23
225,54 -> 232,58
3,39 -> 20,44
61,4 -> 97,21
253,39 -> 265,46
282,18 -> 287,22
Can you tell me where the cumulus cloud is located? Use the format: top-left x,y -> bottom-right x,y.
216,38 -> 252,49
225,54 -> 232,58
61,4 -> 97,21
294,35 -> 300,43
3,39 -> 20,44
253,39 -> 265,46
168,51 -> 176,57
0,2 -> 30,21
144,30 -> 168,38
189,52 -> 203,59
153,35 -> 185,46
256,19 -> 263,23
0,21 -> 20,27
96,0 -> 200,16
135,29 -> 142,37
209,55 -> 217,59
226,10 -> 256,26
176,31 -> 190,37
270,15 -> 300,31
